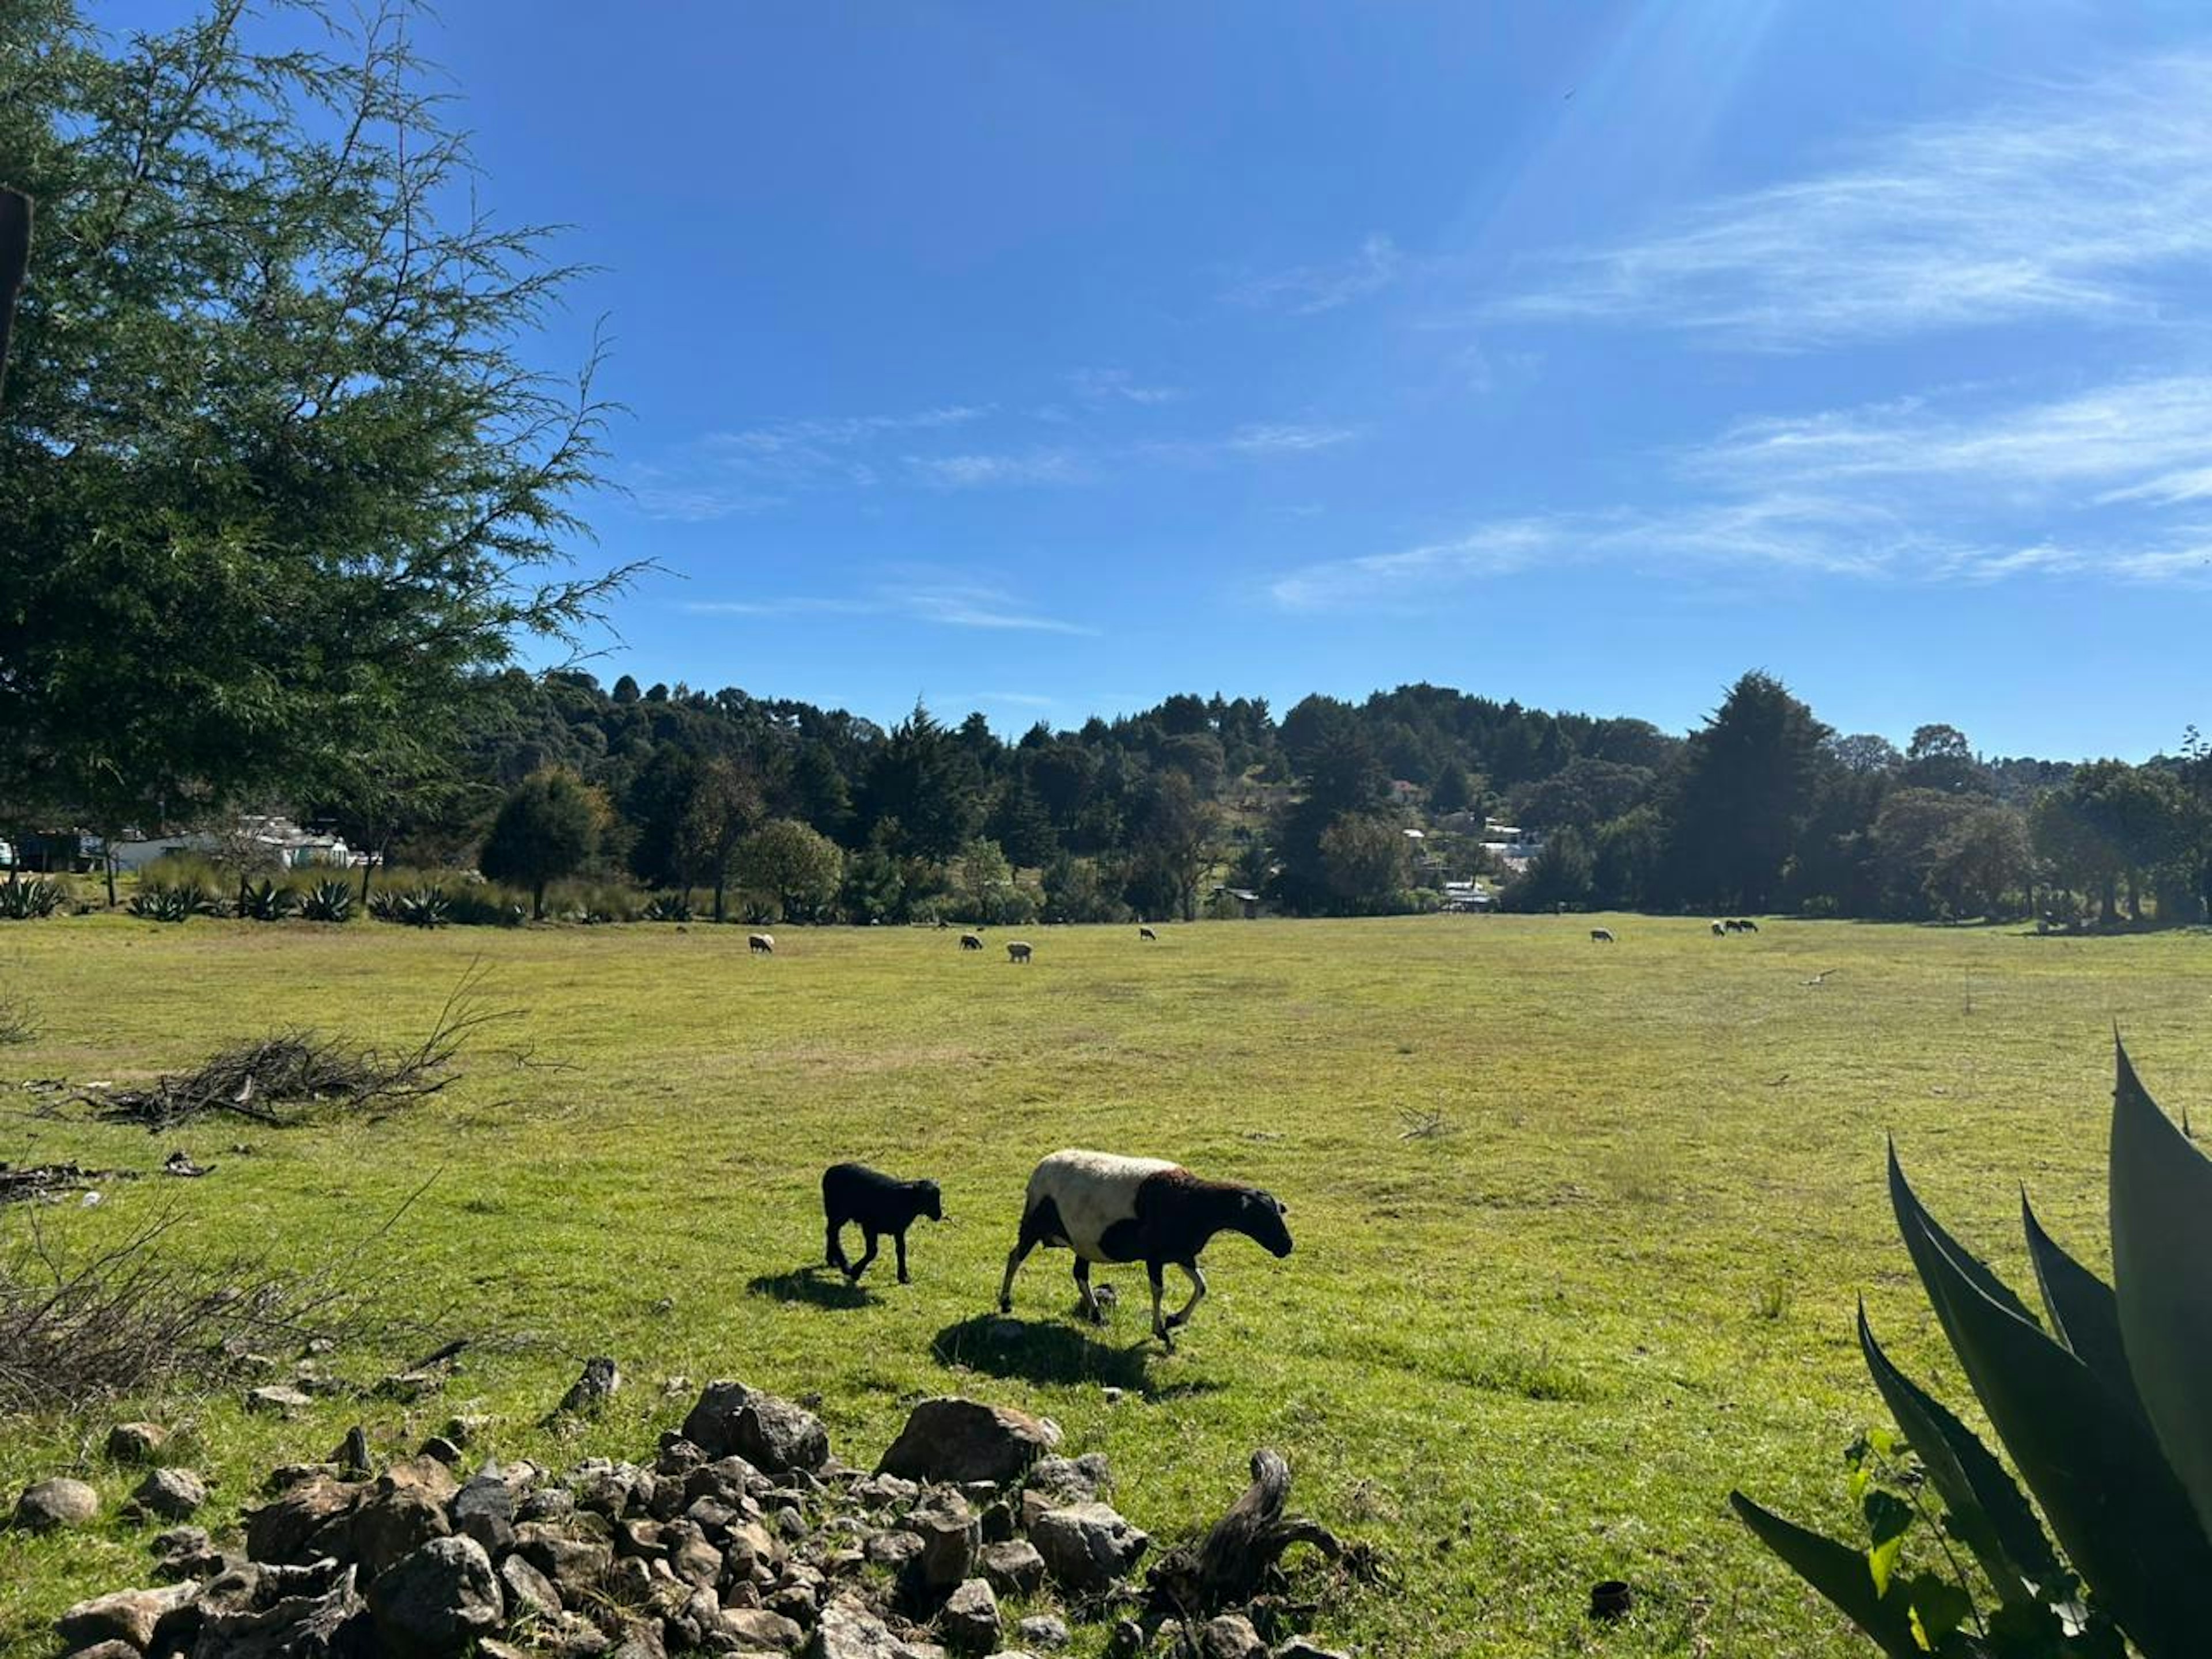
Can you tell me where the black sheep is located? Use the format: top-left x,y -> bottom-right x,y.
822,1163 -> 944,1285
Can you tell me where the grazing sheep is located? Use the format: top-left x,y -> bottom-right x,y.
1724,919 -> 1743,934
998,1149 -> 1292,1351
1711,921 -> 1726,937
1006,941 -> 1033,964
749,933 -> 775,955
821,1164 -> 943,1285
1590,928 -> 1615,944
1739,918 -> 1760,933
1138,926 -> 1158,941
959,932 -> 983,950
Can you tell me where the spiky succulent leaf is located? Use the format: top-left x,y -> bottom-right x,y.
2020,1191 -> 2144,1423
1898,1187 -> 2212,1656
2109,1040 -> 2212,1542
1858,1300 -> 2058,1605
1729,1492 -> 1924,1659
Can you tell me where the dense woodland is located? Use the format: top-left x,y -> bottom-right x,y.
262,666 -> 2208,929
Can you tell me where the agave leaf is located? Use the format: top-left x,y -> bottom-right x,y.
1903,1195 -> 2212,1656
1858,1300 -> 2059,1604
2109,1040 -> 2212,1541
1888,1141 -> 2040,1329
2020,1190 -> 2145,1421
1729,1492 -> 1923,1659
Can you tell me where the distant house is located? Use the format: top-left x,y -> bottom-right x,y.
108,814 -> 353,874
1441,880 -> 1493,912
1478,819 -> 1546,873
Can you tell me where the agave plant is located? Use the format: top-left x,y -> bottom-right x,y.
641,893 -> 694,922
238,878 -> 296,921
298,880 -> 354,923
0,877 -> 67,920
1734,1041 -> 2212,1656
394,887 -> 449,929
127,880 -> 220,922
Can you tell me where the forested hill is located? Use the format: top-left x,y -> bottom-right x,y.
319,666 -> 2205,928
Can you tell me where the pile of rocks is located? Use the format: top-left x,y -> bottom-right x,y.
25,1383 -> 1354,1659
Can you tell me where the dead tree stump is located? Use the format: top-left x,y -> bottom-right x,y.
1137,1449 -> 1350,1646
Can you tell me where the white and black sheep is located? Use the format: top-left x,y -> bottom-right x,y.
1138,926 -> 1158,941
1006,940 -> 1033,964
821,1162 -> 943,1285
749,933 -> 775,955
997,1149 -> 1292,1350
959,932 -> 983,951
1590,927 -> 1615,943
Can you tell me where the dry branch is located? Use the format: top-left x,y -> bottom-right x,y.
92,961 -> 513,1130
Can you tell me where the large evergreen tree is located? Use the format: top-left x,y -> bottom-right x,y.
1660,672 -> 1831,912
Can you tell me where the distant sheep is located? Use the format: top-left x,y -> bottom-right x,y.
1007,941 -> 1033,964
1590,928 -> 1615,944
749,933 -> 775,955
1723,919 -> 1743,934
1138,926 -> 1158,941
998,1149 -> 1292,1350
1711,921 -> 1726,937
822,1163 -> 943,1285
959,932 -> 983,950
1739,918 -> 1760,933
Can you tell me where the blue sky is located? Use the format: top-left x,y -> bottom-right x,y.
142,2 -> 2212,756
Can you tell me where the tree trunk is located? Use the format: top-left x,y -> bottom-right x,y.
713,875 -> 727,923
1137,1449 -> 1350,1642
532,878 -> 546,921
2100,876 -> 2118,926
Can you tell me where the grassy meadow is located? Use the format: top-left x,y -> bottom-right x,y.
3,911 -> 2207,1656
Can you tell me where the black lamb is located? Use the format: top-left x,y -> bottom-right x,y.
822,1162 -> 944,1285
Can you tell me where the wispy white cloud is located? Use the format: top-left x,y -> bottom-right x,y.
1067,368 -> 1183,406
1271,370 -> 2212,605
1497,54 -> 2212,345
686,579 -> 1097,635
904,450 -> 1094,489
1225,233 -> 1404,316
1223,422 -> 1360,454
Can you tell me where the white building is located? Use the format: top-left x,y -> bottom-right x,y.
108,815 -> 353,874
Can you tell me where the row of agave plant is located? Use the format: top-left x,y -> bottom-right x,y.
126,877 -> 357,923
1736,1040 -> 2212,1656
0,876 -> 71,919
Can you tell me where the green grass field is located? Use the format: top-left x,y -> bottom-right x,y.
3,912 -> 2206,1656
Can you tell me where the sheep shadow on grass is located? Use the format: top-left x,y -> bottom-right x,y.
746,1265 -> 876,1310
929,1313 -> 1219,1402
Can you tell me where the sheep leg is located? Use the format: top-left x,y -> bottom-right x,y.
1148,1260 -> 1175,1351
999,1238 -> 1037,1312
895,1229 -> 911,1285
848,1229 -> 880,1283
1073,1257 -> 1104,1323
1165,1261 -> 1207,1330
824,1217 -> 848,1272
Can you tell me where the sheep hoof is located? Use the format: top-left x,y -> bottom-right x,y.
897,1272 -> 912,1285
997,1297 -> 1013,1315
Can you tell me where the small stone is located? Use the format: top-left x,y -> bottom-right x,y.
245,1472 -> 361,1563
865,1531 -> 923,1570
500,1551 -> 563,1620
13,1476 -> 99,1531
1016,1613 -> 1070,1650
129,1466 -> 208,1520
352,1483 -> 452,1580
723,1606 -> 805,1650
1028,1502 -> 1149,1594
905,1490 -> 979,1592
1271,1641 -> 1350,1659
607,1554 -> 655,1604
245,1384 -> 316,1416
877,1399 -> 1059,1487
418,1435 -> 464,1467
1198,1613 -> 1266,1659
441,1414 -> 490,1449
802,1597 -> 907,1659
939,1579 -> 999,1654
377,1368 -> 448,1402
106,1422 -> 169,1463
368,1535 -> 505,1656
453,1472 -> 517,1555
54,1583 -> 198,1651
978,1539 -> 1044,1598
56,1643 -> 138,1659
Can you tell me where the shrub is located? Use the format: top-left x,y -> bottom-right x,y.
1732,1041 -> 2212,1656
128,878 -> 222,922
640,892 -> 694,922
393,887 -> 450,929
